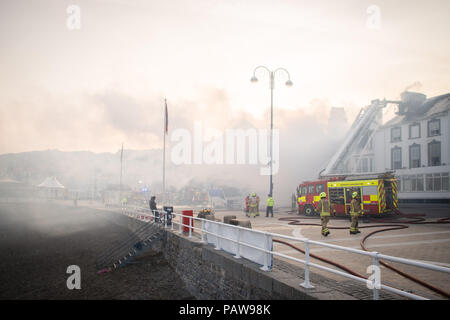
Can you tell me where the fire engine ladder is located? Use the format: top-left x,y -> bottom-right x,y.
321,99 -> 388,177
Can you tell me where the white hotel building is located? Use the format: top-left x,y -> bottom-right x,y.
355,92 -> 450,203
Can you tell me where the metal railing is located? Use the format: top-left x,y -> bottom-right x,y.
97,221 -> 160,269
122,205 -> 450,300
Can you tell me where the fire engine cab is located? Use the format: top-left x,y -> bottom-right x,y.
296,173 -> 398,216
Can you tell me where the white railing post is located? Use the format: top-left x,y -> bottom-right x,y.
179,213 -> 182,234
189,216 -> 192,238
164,211 -> 167,228
233,228 -> 241,259
201,219 -> 205,243
260,232 -> 270,271
301,239 -> 314,288
372,252 -> 381,300
171,213 -> 174,231
215,224 -> 221,250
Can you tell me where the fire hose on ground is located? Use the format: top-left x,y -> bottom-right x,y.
276,211 -> 450,299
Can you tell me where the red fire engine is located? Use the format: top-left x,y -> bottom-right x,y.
296,173 -> 398,216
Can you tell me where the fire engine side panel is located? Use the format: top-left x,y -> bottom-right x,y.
300,177 -> 397,216
332,203 -> 346,215
327,184 -> 346,215
328,179 -> 381,215
362,184 -> 379,214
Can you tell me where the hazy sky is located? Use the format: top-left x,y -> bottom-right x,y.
1,0 -> 449,154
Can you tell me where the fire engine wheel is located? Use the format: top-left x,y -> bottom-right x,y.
304,205 -> 316,216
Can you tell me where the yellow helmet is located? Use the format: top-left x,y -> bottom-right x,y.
251,192 -> 256,197
320,192 -> 326,198
352,192 -> 358,198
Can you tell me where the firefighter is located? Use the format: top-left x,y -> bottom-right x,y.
255,194 -> 260,216
266,194 -> 274,217
249,193 -> 258,218
245,195 -> 250,217
317,192 -> 335,236
350,192 -> 363,235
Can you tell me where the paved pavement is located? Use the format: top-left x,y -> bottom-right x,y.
209,205 -> 450,300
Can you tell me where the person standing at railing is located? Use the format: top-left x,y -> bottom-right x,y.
350,192 -> 363,235
266,194 -> 274,217
316,192 -> 335,237
149,196 -> 159,222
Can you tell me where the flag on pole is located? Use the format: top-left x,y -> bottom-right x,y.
164,99 -> 168,134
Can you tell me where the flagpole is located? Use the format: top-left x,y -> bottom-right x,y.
120,142 -> 123,204
163,99 -> 166,206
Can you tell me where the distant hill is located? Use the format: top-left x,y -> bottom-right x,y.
0,149 -> 251,197
0,149 -> 162,192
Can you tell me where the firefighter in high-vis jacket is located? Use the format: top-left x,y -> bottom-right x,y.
249,193 -> 258,218
266,194 -> 274,218
316,192 -> 335,236
350,192 -> 363,234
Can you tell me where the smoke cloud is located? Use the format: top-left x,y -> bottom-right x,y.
0,87 -> 351,205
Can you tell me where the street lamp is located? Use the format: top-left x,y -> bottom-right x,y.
250,66 -> 293,197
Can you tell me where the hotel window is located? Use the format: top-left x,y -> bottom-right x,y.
402,176 -> 412,192
426,174 -> 433,191
411,175 -> 417,191
402,175 -> 424,192
416,174 -> 424,191
443,173 -> 449,191
409,144 -> 421,168
391,127 -> 401,142
425,173 -> 448,192
397,177 -> 401,192
409,123 -> 420,139
428,140 -> 441,166
391,147 -> 402,169
428,119 -> 441,137
433,173 -> 442,191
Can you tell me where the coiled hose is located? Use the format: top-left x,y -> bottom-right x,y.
276,210 -> 450,299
